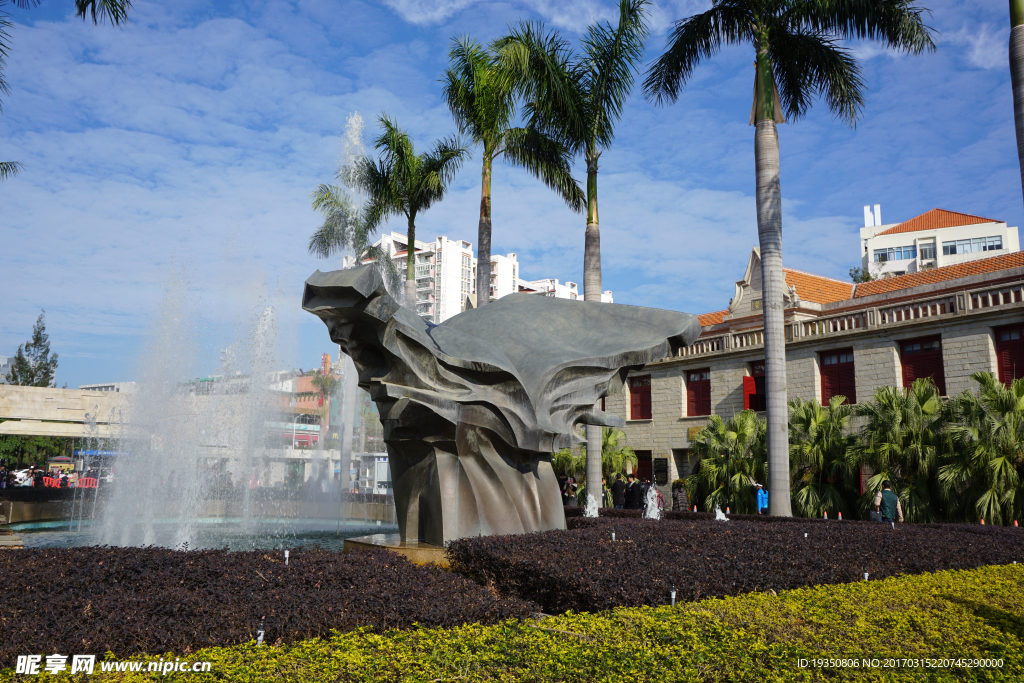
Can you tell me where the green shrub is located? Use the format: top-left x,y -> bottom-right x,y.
6,563 -> 1022,681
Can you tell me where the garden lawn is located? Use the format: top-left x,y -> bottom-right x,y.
5,563 -> 1022,682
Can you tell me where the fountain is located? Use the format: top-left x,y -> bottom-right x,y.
302,265 -> 701,548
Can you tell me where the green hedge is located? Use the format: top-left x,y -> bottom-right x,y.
5,563 -> 1023,682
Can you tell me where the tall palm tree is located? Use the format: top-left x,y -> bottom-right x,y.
941,372 -> 1024,525
1011,0 -> 1024,205
644,0 -> 934,515
1,1 -> 134,180
497,0 -> 649,503
852,379 -> 944,522
443,36 -> 584,308
358,115 -> 468,308
692,410 -> 767,513
788,396 -> 856,518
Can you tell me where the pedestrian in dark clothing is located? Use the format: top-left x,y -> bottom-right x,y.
624,474 -> 643,510
874,480 -> 903,527
611,474 -> 626,509
671,480 -> 688,511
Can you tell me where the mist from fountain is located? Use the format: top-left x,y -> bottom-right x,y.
93,270 -> 377,549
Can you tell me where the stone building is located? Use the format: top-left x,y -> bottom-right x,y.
605,248 -> 1024,496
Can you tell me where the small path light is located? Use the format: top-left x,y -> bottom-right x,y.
284,550 -> 290,566
823,511 -> 828,520
611,529 -> 616,542
257,616 -> 265,646
804,533 -> 808,538
838,512 -> 843,521
981,519 -> 985,525
670,584 -> 677,607
864,573 -> 869,581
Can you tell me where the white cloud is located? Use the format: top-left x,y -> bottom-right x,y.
944,24 -> 1008,70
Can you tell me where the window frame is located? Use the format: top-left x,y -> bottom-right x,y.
686,368 -> 711,417
819,348 -> 856,405
900,335 -> 946,395
629,375 -> 653,420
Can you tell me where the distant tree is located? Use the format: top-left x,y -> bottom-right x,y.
443,35 -> 584,308
5,311 -> 58,387
788,396 -> 857,518
849,266 -> 876,283
692,410 -> 767,514
852,379 -> 944,523
308,112 -> 402,290
1,1 -> 135,180
357,115 -> 468,307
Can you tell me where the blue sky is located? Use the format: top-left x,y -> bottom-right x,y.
0,0 -> 1018,389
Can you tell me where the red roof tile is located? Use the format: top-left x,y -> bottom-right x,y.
876,208 -> 1001,236
783,269 -> 855,304
698,310 -> 728,326
854,250 -> 1024,297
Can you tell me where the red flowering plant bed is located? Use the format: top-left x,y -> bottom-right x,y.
0,546 -> 536,664
447,516 -> 1024,614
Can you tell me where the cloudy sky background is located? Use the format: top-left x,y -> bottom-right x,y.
0,0 -> 1018,389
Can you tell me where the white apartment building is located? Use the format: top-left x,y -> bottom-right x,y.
0,356 -> 12,384
364,232 -> 477,324
861,207 -> 1020,277
489,253 -> 520,301
79,382 -> 137,393
517,278 -> 614,303
364,232 -> 615,321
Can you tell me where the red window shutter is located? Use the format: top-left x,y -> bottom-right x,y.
687,383 -> 697,416
821,365 -> 837,403
701,384 -> 711,416
995,326 -> 1024,385
640,386 -> 652,419
839,364 -> 856,404
631,386 -> 642,418
743,376 -> 756,410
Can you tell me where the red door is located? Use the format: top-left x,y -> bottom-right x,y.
635,451 -> 653,482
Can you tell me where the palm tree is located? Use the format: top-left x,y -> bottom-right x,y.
788,396 -> 856,518
644,0 -> 934,516
357,115 -> 468,308
443,36 -> 585,308
692,410 -> 767,513
497,0 -> 649,504
941,372 -> 1024,525
1011,0 -> 1024,205
852,379 -> 944,522
1,1 -> 134,180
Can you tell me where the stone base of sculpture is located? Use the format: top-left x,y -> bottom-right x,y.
303,265 -> 700,545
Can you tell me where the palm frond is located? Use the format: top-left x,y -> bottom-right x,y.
769,28 -> 864,124
643,2 -> 753,105
75,0 -> 133,26
580,0 -> 650,149
0,160 -> 23,180
792,0 -> 936,56
501,126 -> 585,212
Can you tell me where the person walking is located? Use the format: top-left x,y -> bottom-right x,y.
601,477 -> 613,508
874,480 -> 903,528
756,483 -> 769,515
624,473 -> 642,510
611,473 -> 626,509
672,479 -> 688,512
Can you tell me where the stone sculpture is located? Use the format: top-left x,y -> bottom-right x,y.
303,265 -> 701,546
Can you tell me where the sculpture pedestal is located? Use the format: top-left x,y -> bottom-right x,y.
343,533 -> 447,567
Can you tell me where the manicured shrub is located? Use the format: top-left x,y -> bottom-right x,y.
449,516 -> 1024,614
0,546 -> 536,664
7,564 -> 1021,682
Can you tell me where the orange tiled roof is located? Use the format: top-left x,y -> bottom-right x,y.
697,310 -> 728,326
876,208 -> 1001,236
783,268 -> 855,304
854,250 -> 1024,297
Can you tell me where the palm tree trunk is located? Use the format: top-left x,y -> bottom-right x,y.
477,155 -> 493,307
405,215 -> 417,309
583,150 -> 604,509
1011,0 -> 1024,205
753,49 -> 792,517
